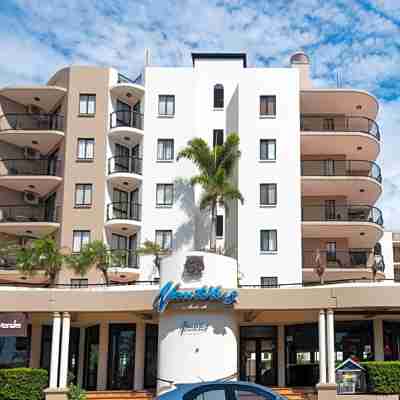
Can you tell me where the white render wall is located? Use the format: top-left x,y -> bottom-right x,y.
380,231 -> 394,279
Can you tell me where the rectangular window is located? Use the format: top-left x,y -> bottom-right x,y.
216,215 -> 224,238
325,200 -> 336,220
157,139 -> 174,161
213,129 -> 224,147
155,230 -> 172,250
75,184 -> 92,207
326,242 -> 337,262
323,118 -> 335,130
260,230 -> 277,252
70,278 -> 88,288
72,230 -> 90,253
260,139 -> 276,161
158,95 -> 175,116
156,184 -> 174,206
77,138 -> 94,160
260,95 -> 276,116
79,94 -> 96,115
260,183 -> 277,206
260,276 -> 278,288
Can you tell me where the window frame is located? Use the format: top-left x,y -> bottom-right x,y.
213,129 -> 224,147
155,230 -> 173,250
260,229 -> 278,252
158,95 -> 175,117
183,384 -> 228,400
260,183 -> 277,207
213,84 -> 224,109
156,184 -> 174,207
259,139 -> 276,161
70,278 -> 89,288
260,95 -> 276,117
77,138 -> 95,161
260,276 -> 279,288
157,139 -> 174,162
79,94 -> 96,115
74,183 -> 93,208
72,230 -> 91,253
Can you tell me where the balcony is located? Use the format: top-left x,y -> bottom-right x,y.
110,73 -> 145,105
302,204 -> 384,247
0,113 -> 64,153
107,156 -> 142,191
104,202 -> 141,235
302,249 -> 385,282
107,249 -> 140,282
108,111 -> 144,142
0,159 -> 62,196
301,160 -> 382,203
301,115 -> 380,160
0,205 -> 60,236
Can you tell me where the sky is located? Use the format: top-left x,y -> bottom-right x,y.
0,0 -> 399,229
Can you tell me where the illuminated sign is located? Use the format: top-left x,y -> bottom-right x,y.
154,281 -> 238,313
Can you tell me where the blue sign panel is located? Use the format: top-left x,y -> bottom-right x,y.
153,281 -> 239,313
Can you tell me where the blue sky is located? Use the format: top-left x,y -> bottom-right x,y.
0,0 -> 399,228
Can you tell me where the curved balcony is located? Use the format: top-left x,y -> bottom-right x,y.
0,159 -> 62,196
0,205 -> 60,237
302,204 -> 384,247
107,249 -> 140,282
302,249 -> 385,282
110,73 -> 145,105
301,160 -> 382,203
301,115 -> 380,160
105,202 -> 141,235
0,113 -> 64,153
107,156 -> 142,191
108,111 -> 144,142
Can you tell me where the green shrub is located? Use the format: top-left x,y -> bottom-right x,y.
0,368 -> 48,400
362,361 -> 400,394
67,384 -> 86,400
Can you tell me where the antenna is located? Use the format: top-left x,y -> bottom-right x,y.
336,70 -> 342,88
145,48 -> 151,67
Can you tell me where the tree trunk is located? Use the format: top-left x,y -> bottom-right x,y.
102,268 -> 110,285
210,203 -> 217,252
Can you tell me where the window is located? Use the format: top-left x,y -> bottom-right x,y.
157,139 -> 174,161
260,139 -> 276,161
188,388 -> 226,400
260,184 -> 277,206
155,230 -> 172,250
234,387 -> 275,400
325,200 -> 336,220
77,138 -> 94,161
70,278 -> 88,288
213,130 -> 224,147
323,118 -> 335,130
213,84 -> 224,108
72,230 -> 90,253
75,184 -> 92,207
156,184 -> 174,206
216,215 -> 224,238
260,230 -> 277,252
79,94 -> 96,115
260,95 -> 276,117
260,276 -> 278,288
158,95 -> 175,116
326,242 -> 336,262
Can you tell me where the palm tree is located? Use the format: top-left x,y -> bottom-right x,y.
136,240 -> 169,274
177,133 -> 244,251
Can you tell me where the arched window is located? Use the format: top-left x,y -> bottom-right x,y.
213,84 -> 224,108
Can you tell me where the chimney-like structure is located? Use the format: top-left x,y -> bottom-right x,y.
290,52 -> 312,89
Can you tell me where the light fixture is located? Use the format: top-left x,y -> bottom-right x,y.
126,92 -> 132,98
360,189 -> 365,193
120,275 -> 127,279
356,104 -> 362,110
28,185 -> 35,189
122,227 -> 127,231
360,232 -> 365,236
20,276 -> 27,280
26,230 -> 33,234
34,97 -> 40,102
124,136 -> 131,141
357,146 -> 363,151
32,140 -> 39,145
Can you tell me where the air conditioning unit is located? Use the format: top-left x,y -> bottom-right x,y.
23,191 -> 40,205
23,146 -> 40,159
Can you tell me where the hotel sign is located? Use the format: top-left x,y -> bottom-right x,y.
154,281 -> 239,313
0,313 -> 28,337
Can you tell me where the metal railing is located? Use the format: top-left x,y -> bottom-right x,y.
117,73 -> 144,85
0,159 -> 60,176
106,202 -> 141,221
108,156 -> 142,175
301,160 -> 382,183
108,249 -> 139,269
300,115 -> 380,141
0,205 -> 58,223
110,110 -> 143,130
301,204 -> 383,225
302,249 -> 385,271
0,113 -> 64,132
0,253 -> 17,270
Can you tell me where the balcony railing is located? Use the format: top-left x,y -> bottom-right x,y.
301,160 -> 382,183
0,159 -> 60,176
110,111 -> 143,130
108,249 -> 139,269
0,253 -> 17,270
108,156 -> 142,175
117,72 -> 144,85
302,204 -> 383,225
303,249 -> 385,271
0,205 -> 58,223
106,202 -> 141,222
0,113 -> 64,132
300,115 -> 380,141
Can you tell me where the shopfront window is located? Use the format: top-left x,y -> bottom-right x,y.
0,325 -> 31,368
383,321 -> 400,361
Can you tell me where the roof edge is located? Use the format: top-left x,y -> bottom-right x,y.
191,53 -> 247,67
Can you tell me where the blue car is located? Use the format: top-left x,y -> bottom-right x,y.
157,381 -> 287,400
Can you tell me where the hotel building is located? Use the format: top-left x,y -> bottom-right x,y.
0,52 -> 399,400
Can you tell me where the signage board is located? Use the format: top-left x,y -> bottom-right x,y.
0,313 -> 28,337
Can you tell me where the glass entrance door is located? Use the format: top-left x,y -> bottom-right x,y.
83,325 -> 99,390
107,324 -> 136,390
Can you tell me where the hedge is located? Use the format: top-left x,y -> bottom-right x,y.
0,368 -> 48,400
362,361 -> 400,394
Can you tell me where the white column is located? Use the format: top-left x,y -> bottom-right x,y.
277,325 -> 286,387
59,312 -> 71,388
134,322 -> 146,390
49,312 -> 61,389
318,310 -> 327,384
373,319 -> 384,361
326,309 -> 336,384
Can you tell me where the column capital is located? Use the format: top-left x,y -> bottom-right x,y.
319,309 -> 326,315
52,312 -> 61,318
61,312 -> 70,319
327,309 -> 334,315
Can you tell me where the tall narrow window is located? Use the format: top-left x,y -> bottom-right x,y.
157,139 -> 174,161
158,95 -> 175,116
260,95 -> 276,117
260,139 -> 276,161
213,130 -> 224,147
325,200 -> 336,220
72,230 -> 90,253
260,230 -> 277,252
216,215 -> 224,238
326,242 -> 337,262
77,138 -> 94,161
213,84 -> 224,108
155,230 -> 172,250
260,184 -> 277,206
79,94 -> 96,115
75,184 -> 93,208
156,184 -> 174,206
